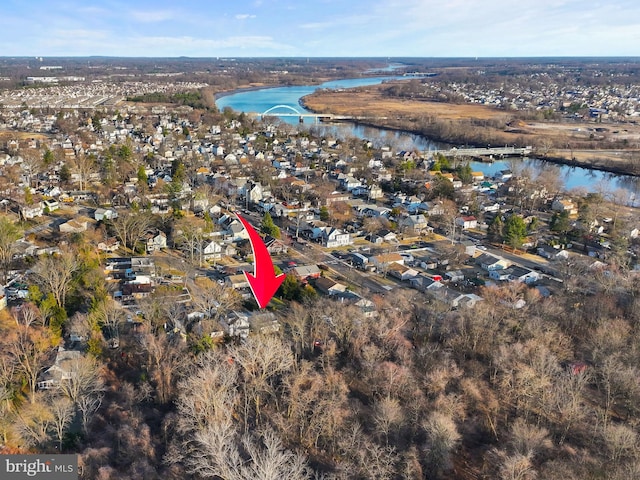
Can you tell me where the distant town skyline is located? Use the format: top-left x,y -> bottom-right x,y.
2,0 -> 640,58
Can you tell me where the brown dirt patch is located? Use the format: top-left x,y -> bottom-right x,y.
0,130 -> 50,141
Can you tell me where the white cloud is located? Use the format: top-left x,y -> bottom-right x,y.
127,35 -> 297,56
129,9 -> 177,23
235,14 -> 256,20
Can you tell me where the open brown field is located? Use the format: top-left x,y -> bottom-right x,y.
305,84 -> 507,121
0,130 -> 50,141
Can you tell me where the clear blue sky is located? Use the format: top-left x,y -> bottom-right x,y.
2,0 -> 639,57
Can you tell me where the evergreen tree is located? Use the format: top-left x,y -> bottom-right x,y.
504,215 -> 527,249
261,212 -> 280,239
550,211 -> 571,235
488,215 -> 504,242
42,148 -> 55,166
456,163 -> 473,184
137,165 -> 148,185
59,163 -> 71,183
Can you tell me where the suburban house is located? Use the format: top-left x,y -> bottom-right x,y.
43,199 -> 59,212
94,207 -> 118,221
292,265 -> 322,281
264,235 -> 288,255
371,253 -> 404,270
360,205 -> 391,218
350,252 -> 370,270
355,298 -> 378,318
314,277 -> 348,296
461,240 -> 476,256
19,202 -> 45,219
476,253 -> 510,271
410,275 -> 444,292
445,270 -> 465,282
456,216 -> 478,230
146,231 -> 167,253
439,288 -> 484,308
537,244 -> 570,260
97,237 -> 120,253
325,192 -> 350,206
508,266 -> 540,284
226,274 -> 250,290
220,311 -> 250,339
495,169 -> 513,182
59,218 -> 88,233
225,220 -> 251,242
387,262 -> 419,281
248,311 -> 280,334
551,199 -> 578,216
37,347 -> 83,390
377,229 -> 398,243
399,214 -> 431,234
312,227 -> 352,248
489,269 -> 511,282
338,174 -> 362,191
202,240 -> 236,261
471,171 -> 485,182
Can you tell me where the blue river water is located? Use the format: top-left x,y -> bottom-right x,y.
216,77 -> 640,204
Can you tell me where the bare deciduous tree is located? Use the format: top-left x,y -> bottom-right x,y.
230,335 -> 295,424
77,393 -> 103,434
13,394 -> 53,448
49,395 -> 74,450
422,412 -> 460,475
190,278 -> 242,322
12,302 -> 42,328
0,215 -> 21,283
110,211 -> 152,251
56,355 -> 104,405
72,154 -> 97,191
138,330 -> 187,404
32,249 -> 79,309
373,396 -> 405,445
93,298 -> 126,343
603,423 -> 639,463
492,450 -> 537,480
10,326 -> 54,403
508,418 -> 552,458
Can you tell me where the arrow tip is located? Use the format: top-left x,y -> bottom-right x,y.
245,272 -> 286,309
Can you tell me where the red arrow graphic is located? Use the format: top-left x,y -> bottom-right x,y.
236,213 -> 286,308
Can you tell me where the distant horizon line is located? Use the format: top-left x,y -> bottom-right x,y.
2,55 -> 640,60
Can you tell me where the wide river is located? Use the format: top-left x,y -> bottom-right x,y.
216,77 -> 640,204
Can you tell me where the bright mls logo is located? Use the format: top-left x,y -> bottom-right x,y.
1,455 -> 78,479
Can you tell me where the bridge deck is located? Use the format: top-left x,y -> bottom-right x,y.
428,146 -> 533,157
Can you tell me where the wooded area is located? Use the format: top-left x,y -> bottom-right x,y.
1,244 -> 640,479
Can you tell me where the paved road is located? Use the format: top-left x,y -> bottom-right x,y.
238,209 -> 391,294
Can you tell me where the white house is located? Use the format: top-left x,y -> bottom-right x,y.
202,240 -> 236,261
220,311 -> 250,339
455,216 -> 478,230
146,231 -> 167,253
312,227 -> 352,248
20,202 -> 45,219
94,207 -> 118,221
551,199 -> 578,216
